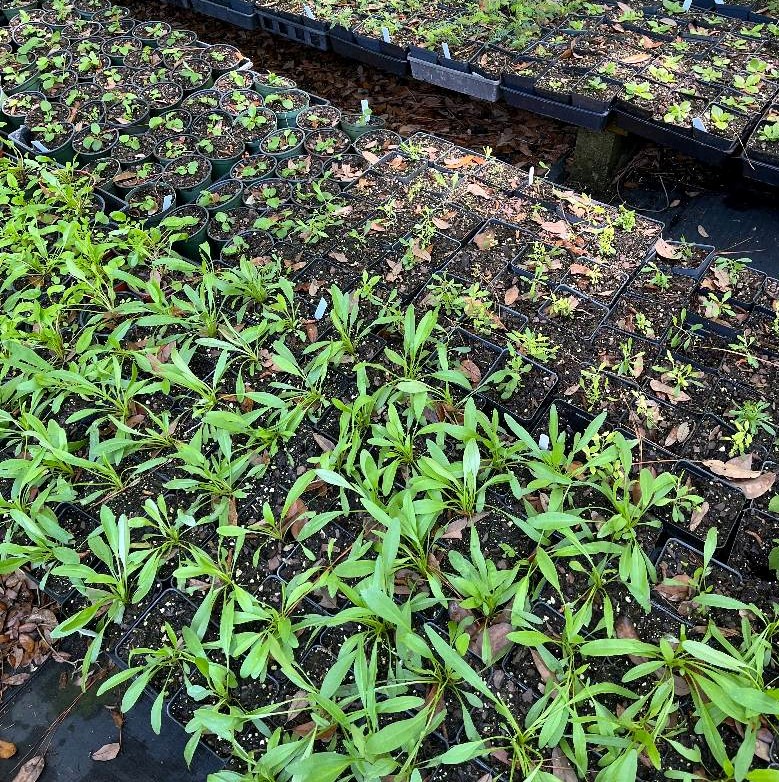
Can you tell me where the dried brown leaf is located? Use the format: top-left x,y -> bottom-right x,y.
531,649 -> 554,683
689,501 -> 709,532
473,230 -> 495,251
701,456 -> 760,480
0,739 -> 16,759
466,182 -> 491,198
654,238 -> 681,261
649,379 -> 690,402
441,517 -> 471,540
655,574 -> 692,602
622,52 -> 652,65
460,359 -> 482,386
12,756 -> 44,782
91,743 -> 120,762
738,472 -> 777,500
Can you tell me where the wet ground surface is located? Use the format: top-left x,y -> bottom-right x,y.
0,660 -> 221,782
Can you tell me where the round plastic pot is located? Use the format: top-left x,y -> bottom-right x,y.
163,156 -> 213,203
2,0 -> 38,21
29,129 -> 75,164
339,112 -> 386,140
125,181 -> 177,226
206,149 -> 243,179
72,128 -> 119,163
7,71 -> 41,94
259,130 -> 305,161
253,73 -> 296,97
229,152 -> 276,184
0,90 -> 45,128
265,89 -> 310,128
80,156 -> 121,194
112,162 -> 163,196
196,178 -> 244,213
166,204 -> 210,259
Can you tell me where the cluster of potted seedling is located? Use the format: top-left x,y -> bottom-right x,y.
1,5 -> 779,782
0,0 -> 395,228
253,0 -> 779,145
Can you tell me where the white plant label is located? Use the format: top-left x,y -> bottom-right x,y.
360,99 -> 370,115
314,297 -> 328,320
538,434 -> 550,451
528,166 -> 535,185
381,26 -> 391,42
692,116 -> 707,132
441,42 -> 451,59
682,0 -> 692,11
303,4 -> 314,17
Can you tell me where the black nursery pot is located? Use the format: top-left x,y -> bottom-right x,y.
71,124 -> 119,163
477,352 -> 559,428
125,181 -> 177,225
196,177 -> 244,213
661,461 -> 747,556
162,153 -> 213,203
165,204 -> 209,260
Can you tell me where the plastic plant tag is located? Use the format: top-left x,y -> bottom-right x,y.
714,0 -> 724,5
538,433 -> 550,451
682,0 -> 692,10
528,166 -> 535,185
360,99 -> 370,115
692,116 -> 707,132
314,297 -> 328,320
162,194 -> 174,211
381,26 -> 391,42
441,42 -> 451,59
303,4 -> 314,17
32,141 -> 49,152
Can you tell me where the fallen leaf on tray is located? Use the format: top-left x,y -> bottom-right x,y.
2,674 -> 30,686
471,621 -> 513,661
441,517 -> 471,539
473,229 -> 495,251
460,359 -> 482,386
540,220 -> 569,238
531,649 -> 554,683
701,455 -> 760,480
12,756 -> 44,782
756,728 -> 774,762
654,238 -> 681,261
0,739 -> 16,759
466,182 -> 491,198
655,574 -> 692,602
689,501 -> 710,532
504,285 -> 519,305
616,617 -> 648,665
92,743 -> 120,762
738,472 -> 777,500
640,35 -> 664,49
411,239 -> 431,262
313,433 -> 335,452
622,52 -> 652,65
649,379 -> 690,402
